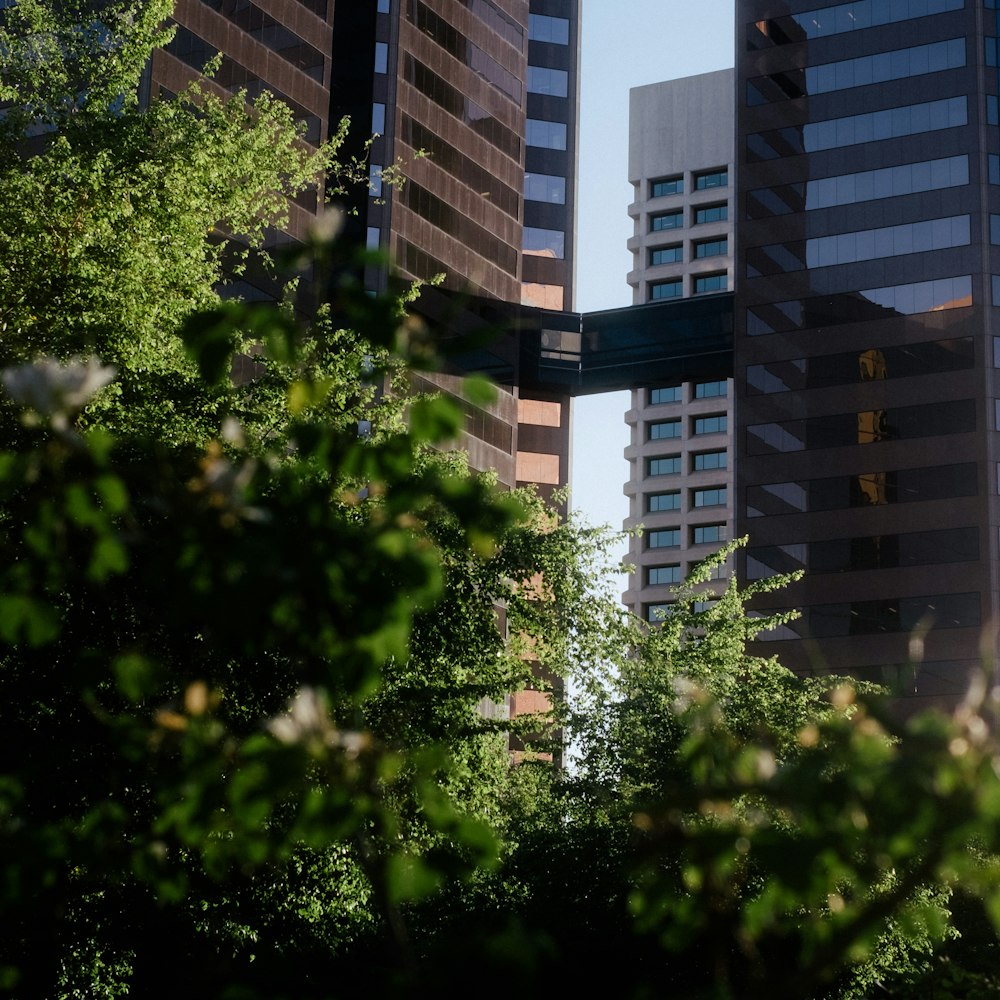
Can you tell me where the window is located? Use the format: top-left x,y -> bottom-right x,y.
705,561 -> 730,581
650,386 -> 682,404
526,118 -> 566,149
749,0 -> 962,47
745,463 -> 977,519
747,155 -> 969,219
695,381 -> 727,399
650,280 -> 682,300
694,415 -> 727,435
648,455 -> 681,476
747,276 -> 972,336
693,524 -> 727,545
521,283 -> 564,309
747,339 -> 973,394
524,172 -> 566,204
648,492 -> 681,512
650,245 -> 682,266
805,593 -> 979,639
651,211 -> 683,231
529,13 -> 569,43
693,600 -> 718,613
650,420 -> 681,440
403,55 -> 521,158
808,527 -> 977,575
377,0 -> 390,10
165,28 -> 325,140
693,450 -> 727,471
746,399 -> 975,456
366,227 -> 380,250
747,96 -> 967,162
694,273 -> 728,294
747,38 -> 966,105
747,215 -> 970,277
527,66 -> 568,97
651,175 -> 683,197
523,227 -> 565,259
694,238 -> 727,259
399,114 -> 519,219
695,169 -> 727,190
374,41 -> 388,73
371,102 -> 386,134
649,528 -> 681,549
648,565 -> 682,586
695,203 -> 728,224
201,2 -> 327,80
693,487 -> 727,508
646,603 -> 674,622
401,180 -> 517,275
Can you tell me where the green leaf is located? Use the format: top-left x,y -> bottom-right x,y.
113,653 -> 156,701
385,853 -> 441,905
0,594 -> 60,646
88,534 -> 128,580
179,306 -> 243,384
462,373 -> 496,408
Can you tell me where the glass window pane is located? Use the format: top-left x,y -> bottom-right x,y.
526,118 -> 567,149
650,386 -> 683,404
651,211 -> 683,231
527,66 -> 568,97
524,172 -> 566,204
652,175 -> 684,197
650,280 -> 682,300
523,227 -> 565,259
650,245 -> 683,265
695,169 -> 728,190
529,13 -> 570,43
649,455 -> 682,475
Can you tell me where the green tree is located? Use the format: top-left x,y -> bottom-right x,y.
6,5 -> 1000,998
0,3 -> 549,992
383,546 -> 1000,999
0,0 -> 357,449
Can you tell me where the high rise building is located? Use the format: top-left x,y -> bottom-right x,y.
152,2 -> 581,748
330,0 -> 580,502
154,0 -> 335,250
735,0 -> 992,707
156,1 -> 580,501
622,71 -> 736,623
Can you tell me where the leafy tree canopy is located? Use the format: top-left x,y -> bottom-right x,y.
5,5 -> 1000,999
0,0 -> 351,447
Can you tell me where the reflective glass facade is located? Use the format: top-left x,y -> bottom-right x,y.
736,0 -> 994,704
747,95 -> 968,161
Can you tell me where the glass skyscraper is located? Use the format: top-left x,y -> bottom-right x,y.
736,0 -> 996,706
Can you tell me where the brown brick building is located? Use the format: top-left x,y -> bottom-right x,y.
155,0 -> 579,500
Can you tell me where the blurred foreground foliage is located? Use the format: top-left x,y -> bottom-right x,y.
5,3 -> 1000,998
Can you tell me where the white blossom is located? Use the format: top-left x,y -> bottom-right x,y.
1,356 -> 116,428
266,686 -> 369,757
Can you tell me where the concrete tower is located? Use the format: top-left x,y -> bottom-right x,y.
622,70 -> 737,623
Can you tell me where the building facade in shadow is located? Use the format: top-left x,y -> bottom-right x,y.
736,0 -> 991,708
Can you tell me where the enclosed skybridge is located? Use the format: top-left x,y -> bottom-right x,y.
411,288 -> 734,396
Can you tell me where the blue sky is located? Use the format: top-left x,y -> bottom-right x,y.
570,0 -> 735,549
